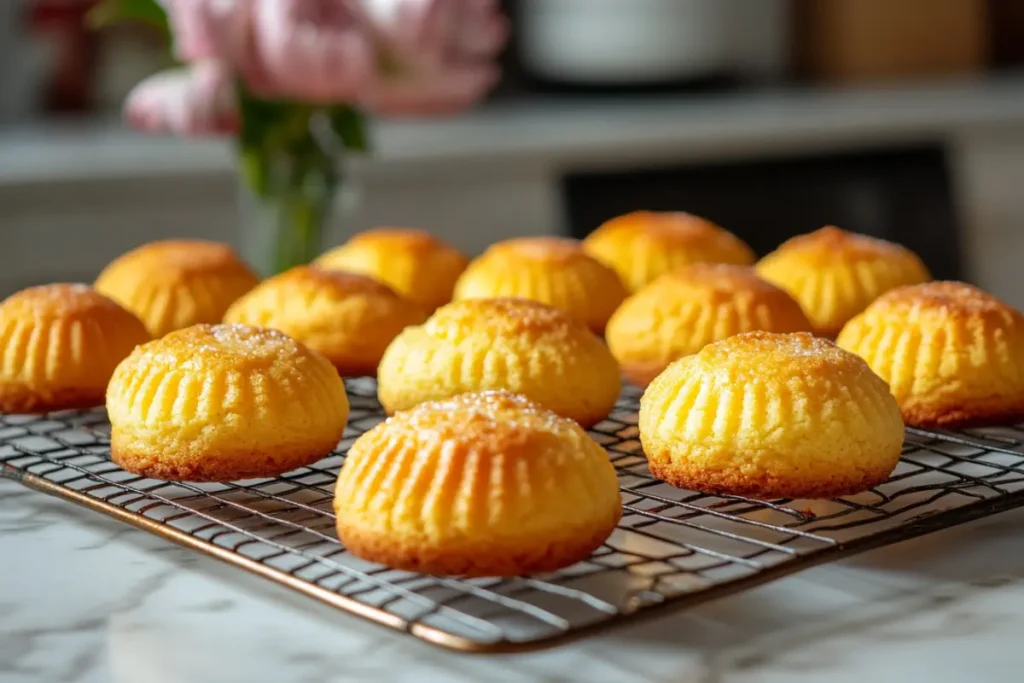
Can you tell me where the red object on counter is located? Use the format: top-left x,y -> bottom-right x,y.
31,0 -> 101,112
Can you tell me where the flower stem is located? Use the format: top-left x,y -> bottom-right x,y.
235,86 -> 364,276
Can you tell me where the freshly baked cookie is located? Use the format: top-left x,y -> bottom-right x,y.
315,228 -> 468,312
756,226 -> 930,337
334,391 -> 622,576
223,266 -> 425,376
639,332 -> 904,498
106,324 -> 349,481
583,211 -> 755,291
377,298 -> 621,427
95,240 -> 258,337
0,284 -> 150,413
606,264 -> 812,386
453,236 -> 627,333
837,281 -> 1024,427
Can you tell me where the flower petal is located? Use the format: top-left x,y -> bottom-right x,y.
164,0 -> 249,63
246,0 -> 375,102
364,65 -> 498,116
125,62 -> 238,136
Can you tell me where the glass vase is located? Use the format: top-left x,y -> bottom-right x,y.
236,145 -> 338,277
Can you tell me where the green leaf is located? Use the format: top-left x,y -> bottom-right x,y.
328,106 -> 370,154
87,0 -> 169,34
237,89 -> 315,160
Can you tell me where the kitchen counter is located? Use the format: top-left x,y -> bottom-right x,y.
4,74 -> 1024,186
5,477 -> 1024,683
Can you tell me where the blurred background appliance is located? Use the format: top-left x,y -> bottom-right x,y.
516,0 -> 790,88
795,0 -> 989,83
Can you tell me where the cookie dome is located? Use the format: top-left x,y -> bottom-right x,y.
377,298 -> 621,427
315,228 -> 468,312
0,284 -> 150,413
837,281 -> 1024,427
607,264 -> 812,386
639,332 -> 904,498
584,211 -> 755,291
756,226 -> 930,337
453,236 -> 627,333
95,240 -> 258,337
334,391 -> 622,576
223,266 -> 425,376
106,324 -> 349,481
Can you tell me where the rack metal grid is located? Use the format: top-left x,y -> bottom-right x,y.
4,377 -> 1024,653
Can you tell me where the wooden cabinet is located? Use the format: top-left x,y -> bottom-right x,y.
796,0 -> 989,83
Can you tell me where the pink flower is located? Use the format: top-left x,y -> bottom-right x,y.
163,0 -> 375,103
361,0 -> 509,115
164,0 -> 247,63
152,0 -> 508,114
244,1 -> 375,102
125,61 -> 238,136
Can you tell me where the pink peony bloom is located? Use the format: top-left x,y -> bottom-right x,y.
361,0 -> 509,115
244,0 -> 376,102
163,0 -> 375,104
153,0 -> 508,114
164,0 -> 247,63
125,61 -> 238,136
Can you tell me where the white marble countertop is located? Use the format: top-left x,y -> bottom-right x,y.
5,477 -> 1024,683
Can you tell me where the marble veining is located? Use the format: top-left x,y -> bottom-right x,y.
5,477 -> 1024,682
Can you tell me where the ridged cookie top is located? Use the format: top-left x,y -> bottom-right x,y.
334,227 -> 452,254
334,391 -> 621,539
121,324 -> 317,371
0,284 -> 150,393
692,331 -> 877,382
107,324 -> 347,433
453,237 -> 627,333
610,264 -> 809,326
2,283 -> 141,321
606,265 -> 812,379
376,298 -> 621,425
223,266 -> 415,320
223,266 -> 426,374
836,282 -> 1024,426
95,240 -> 258,337
641,331 -> 903,452
584,211 -> 756,291
763,226 -> 923,266
422,297 -> 583,341
315,228 -> 468,311
862,281 -> 1017,317
756,227 -> 930,336
491,236 -> 596,263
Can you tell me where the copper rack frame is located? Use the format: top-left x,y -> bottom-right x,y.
4,378 -> 1024,653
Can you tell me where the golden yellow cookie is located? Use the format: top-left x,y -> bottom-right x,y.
640,332 -> 904,498
95,240 -> 259,337
453,236 -> 627,333
334,391 -> 622,576
583,211 -> 756,291
837,281 -> 1024,427
607,264 -> 812,387
756,226 -> 930,337
315,228 -> 468,312
106,324 -> 349,481
377,298 -> 621,427
0,284 -> 150,413
223,266 -> 425,376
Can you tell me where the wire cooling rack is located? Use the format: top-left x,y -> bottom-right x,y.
4,378 -> 1024,653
